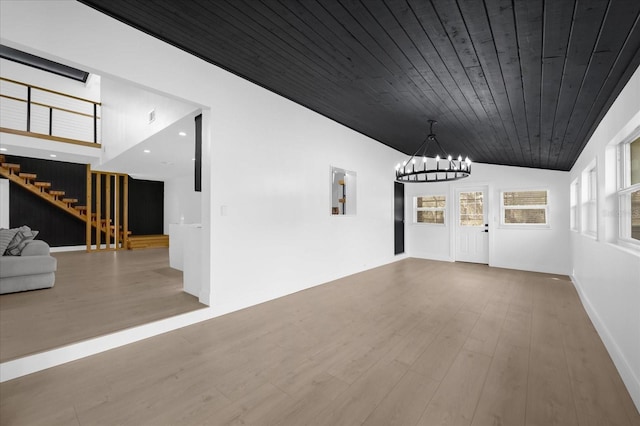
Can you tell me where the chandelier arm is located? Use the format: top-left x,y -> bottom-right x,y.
403,135 -> 431,167
431,136 -> 449,158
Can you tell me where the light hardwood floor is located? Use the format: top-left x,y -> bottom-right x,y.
0,248 -> 205,362
1,258 -> 638,425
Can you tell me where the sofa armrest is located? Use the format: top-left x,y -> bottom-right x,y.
20,240 -> 50,256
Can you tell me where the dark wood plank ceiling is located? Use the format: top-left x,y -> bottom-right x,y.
79,0 -> 640,171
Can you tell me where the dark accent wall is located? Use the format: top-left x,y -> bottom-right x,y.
5,155 -> 165,244
7,155 -> 86,247
128,177 -> 164,235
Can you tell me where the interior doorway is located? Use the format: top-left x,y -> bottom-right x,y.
455,186 -> 489,264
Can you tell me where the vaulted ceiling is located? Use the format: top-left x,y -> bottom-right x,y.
79,0 -> 640,171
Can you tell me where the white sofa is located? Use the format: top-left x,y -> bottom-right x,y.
0,240 -> 57,294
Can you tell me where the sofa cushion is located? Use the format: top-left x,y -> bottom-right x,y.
5,226 -> 39,256
20,240 -> 50,256
0,255 -> 57,278
0,228 -> 19,255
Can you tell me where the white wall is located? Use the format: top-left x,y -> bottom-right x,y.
404,162 -> 570,274
568,65 -> 640,410
100,77 -> 199,162
164,174 -> 201,233
0,58 -> 100,102
0,0 -> 404,314
0,179 -> 8,228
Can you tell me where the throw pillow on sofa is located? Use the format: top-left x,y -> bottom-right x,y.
0,228 -> 19,256
5,225 -> 39,256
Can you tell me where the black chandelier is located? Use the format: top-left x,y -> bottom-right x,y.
395,120 -> 471,183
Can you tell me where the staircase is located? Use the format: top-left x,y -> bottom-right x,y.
0,154 -> 129,247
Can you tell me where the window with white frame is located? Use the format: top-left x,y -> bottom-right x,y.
618,135 -> 640,246
501,190 -> 549,226
415,195 -> 446,224
582,164 -> 597,236
570,179 -> 579,231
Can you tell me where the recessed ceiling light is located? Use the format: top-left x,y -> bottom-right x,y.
143,149 -> 151,153
0,148 -> 7,152
179,131 -> 187,136
50,154 -> 57,158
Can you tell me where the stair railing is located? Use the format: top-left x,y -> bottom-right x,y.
0,77 -> 101,145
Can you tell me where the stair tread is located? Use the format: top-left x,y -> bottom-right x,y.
18,173 -> 37,178
34,182 -> 52,186
1,163 -> 20,168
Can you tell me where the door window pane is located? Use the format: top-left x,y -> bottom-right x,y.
460,191 -> 484,226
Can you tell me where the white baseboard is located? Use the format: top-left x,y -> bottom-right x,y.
570,274 -> 640,413
410,252 -> 454,262
489,260 -> 569,276
50,244 -> 125,253
50,245 -> 86,253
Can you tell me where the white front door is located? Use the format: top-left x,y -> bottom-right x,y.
455,187 -> 489,264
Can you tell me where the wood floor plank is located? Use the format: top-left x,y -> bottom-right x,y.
418,349 -> 492,426
463,301 -> 508,356
410,308 -> 480,381
471,342 -> 529,426
1,259 -> 638,425
310,360 -> 408,426
362,370 -> 439,426
526,279 -> 579,426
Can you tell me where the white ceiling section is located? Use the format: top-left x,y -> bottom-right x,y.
94,109 -> 200,181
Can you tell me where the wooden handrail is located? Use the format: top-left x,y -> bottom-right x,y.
0,94 -> 101,119
1,77 -> 101,105
1,77 -> 101,143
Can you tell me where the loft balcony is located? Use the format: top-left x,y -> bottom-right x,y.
0,77 -> 102,163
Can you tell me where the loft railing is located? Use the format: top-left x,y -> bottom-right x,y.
0,77 -> 101,145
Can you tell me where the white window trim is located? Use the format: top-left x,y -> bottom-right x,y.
570,178 -> 579,232
616,128 -> 640,250
618,185 -> 640,249
581,162 -> 597,239
499,189 -> 550,229
414,195 -> 446,226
